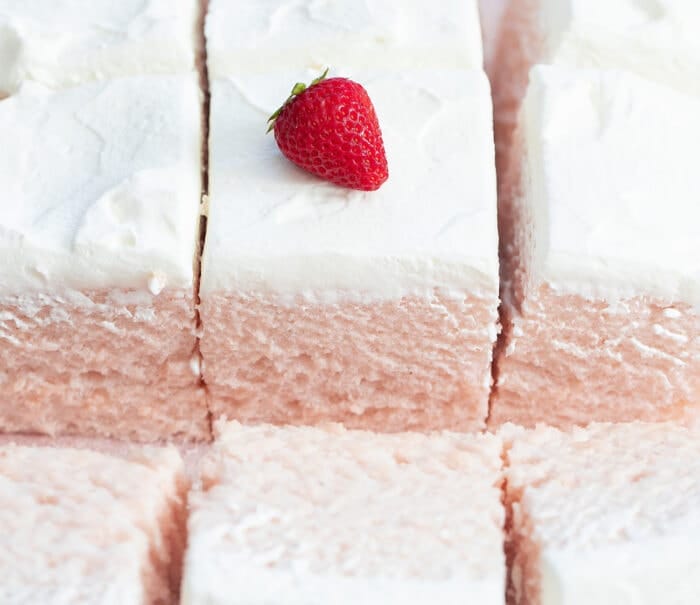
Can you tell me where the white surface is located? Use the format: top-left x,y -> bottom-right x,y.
206,0 -> 484,76
0,75 -> 202,295
507,422 -> 700,605
202,68 -> 498,302
537,0 -> 700,96
519,65 -> 700,308
0,0 -> 198,94
182,422 -> 505,605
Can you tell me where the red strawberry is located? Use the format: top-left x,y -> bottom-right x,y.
267,70 -> 388,191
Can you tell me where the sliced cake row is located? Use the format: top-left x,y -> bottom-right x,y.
3,420 -> 699,604
0,0 -> 500,439
0,0 -> 698,441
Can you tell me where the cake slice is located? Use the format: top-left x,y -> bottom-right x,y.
490,65 -> 700,428
504,422 -> 700,605
0,440 -> 187,604
181,421 -> 505,604
0,0 -> 200,94
205,0 -> 484,76
200,67 -> 499,432
0,75 -> 208,441
491,0 -> 700,160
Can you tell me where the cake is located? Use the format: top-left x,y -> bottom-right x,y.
181,421 -> 505,604
200,66 -> 498,431
0,74 -> 208,441
503,422 -> 700,605
1,2 -> 698,600
205,0 -> 484,76
0,440 -> 187,604
0,0 -> 199,94
200,0 -> 499,432
489,65 -> 700,428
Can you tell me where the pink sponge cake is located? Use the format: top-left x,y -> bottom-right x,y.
0,74 -> 208,441
490,65 -> 700,428
504,422 -> 700,604
0,441 -> 187,604
182,421 -> 505,604
200,2 -> 499,432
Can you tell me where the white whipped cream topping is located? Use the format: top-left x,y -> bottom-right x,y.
0,0 -> 198,94
0,75 -> 202,295
201,68 -> 499,303
537,0 -> 700,97
519,66 -> 700,308
206,0 -> 484,77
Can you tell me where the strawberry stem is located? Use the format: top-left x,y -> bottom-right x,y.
266,68 -> 329,133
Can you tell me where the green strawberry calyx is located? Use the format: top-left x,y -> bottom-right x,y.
266,68 -> 329,133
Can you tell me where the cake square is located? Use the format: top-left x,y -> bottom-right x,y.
0,0 -> 200,94
181,421 -> 505,604
0,441 -> 187,604
504,422 -> 700,605
0,75 -> 208,441
205,0 -> 484,77
200,67 -> 499,432
490,65 -> 700,428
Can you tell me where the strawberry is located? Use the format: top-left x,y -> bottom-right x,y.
267,69 -> 388,191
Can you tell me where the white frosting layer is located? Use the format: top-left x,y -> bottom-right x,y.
519,66 -> 700,308
537,0 -> 700,97
206,0 -> 484,77
182,422 -> 505,605
0,75 -> 202,295
202,68 -> 499,302
0,0 -> 198,94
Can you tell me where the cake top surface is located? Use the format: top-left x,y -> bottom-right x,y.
0,74 -> 201,296
537,0 -> 700,95
0,442 -> 183,603
0,0 -> 198,94
202,67 -> 498,301
505,421 -> 700,552
206,0 -> 483,77
519,65 -> 700,307
182,422 -> 504,603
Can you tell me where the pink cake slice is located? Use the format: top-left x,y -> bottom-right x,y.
0,440 -> 187,604
200,67 -> 499,432
0,75 -> 208,441
199,2 -> 498,433
503,422 -> 700,604
181,421 -> 505,604
489,65 -> 700,428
